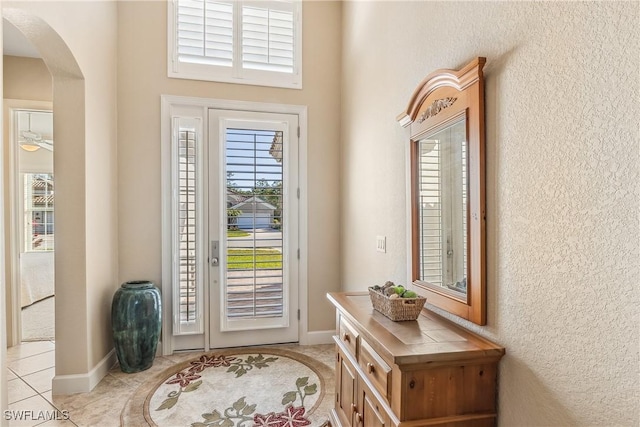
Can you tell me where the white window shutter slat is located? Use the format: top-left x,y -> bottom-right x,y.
177,0 -> 234,67
171,0 -> 301,88
241,4 -> 294,73
171,117 -> 205,335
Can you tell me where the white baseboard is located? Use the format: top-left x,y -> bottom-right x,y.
302,330 -> 334,345
52,349 -> 117,395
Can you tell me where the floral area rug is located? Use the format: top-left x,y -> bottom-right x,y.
120,347 -> 334,427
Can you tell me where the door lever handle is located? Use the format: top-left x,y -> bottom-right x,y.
211,240 -> 219,267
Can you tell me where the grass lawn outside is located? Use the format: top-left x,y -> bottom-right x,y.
227,229 -> 250,238
227,248 -> 282,270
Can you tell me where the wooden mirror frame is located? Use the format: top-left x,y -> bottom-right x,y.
397,57 -> 486,325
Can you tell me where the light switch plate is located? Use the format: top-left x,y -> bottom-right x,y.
376,236 -> 386,253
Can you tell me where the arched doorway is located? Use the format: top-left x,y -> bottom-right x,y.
3,20 -> 55,345
2,6 -> 86,395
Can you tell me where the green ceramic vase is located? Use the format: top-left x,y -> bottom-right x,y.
111,280 -> 161,373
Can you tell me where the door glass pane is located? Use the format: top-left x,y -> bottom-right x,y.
24,174 -> 55,252
225,128 -> 284,319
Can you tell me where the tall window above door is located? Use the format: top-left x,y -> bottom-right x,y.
168,0 -> 302,89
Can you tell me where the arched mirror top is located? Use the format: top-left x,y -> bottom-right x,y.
397,57 -> 487,325
397,57 -> 485,128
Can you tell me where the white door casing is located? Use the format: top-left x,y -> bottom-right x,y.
160,96 -> 308,354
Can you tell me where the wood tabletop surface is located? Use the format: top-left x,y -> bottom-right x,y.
327,292 -> 505,366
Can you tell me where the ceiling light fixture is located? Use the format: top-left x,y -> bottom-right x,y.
20,143 -> 41,152
19,112 -> 54,152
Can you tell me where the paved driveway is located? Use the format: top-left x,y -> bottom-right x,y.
227,228 -> 283,249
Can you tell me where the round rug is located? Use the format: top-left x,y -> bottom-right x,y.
121,347 -> 334,427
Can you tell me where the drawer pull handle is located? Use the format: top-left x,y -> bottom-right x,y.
343,333 -> 351,343
351,403 -> 357,413
366,362 -> 375,374
355,412 -> 363,423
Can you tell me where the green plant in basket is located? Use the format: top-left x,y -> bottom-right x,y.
372,281 -> 418,299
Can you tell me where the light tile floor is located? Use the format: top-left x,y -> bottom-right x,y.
6,340 -> 63,426
6,341 -> 335,427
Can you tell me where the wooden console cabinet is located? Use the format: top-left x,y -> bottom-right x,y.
327,292 -> 505,427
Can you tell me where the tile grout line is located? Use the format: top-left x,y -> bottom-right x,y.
8,365 -> 56,380
7,376 -> 39,405
7,348 -> 55,379
36,389 -> 79,427
21,365 -> 56,381
6,354 -> 53,367
7,341 -> 71,426
8,348 -> 55,360
5,380 -> 75,427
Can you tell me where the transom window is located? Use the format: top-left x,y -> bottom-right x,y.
168,0 -> 302,89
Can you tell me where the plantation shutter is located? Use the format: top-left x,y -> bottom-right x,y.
241,2 -> 295,73
177,0 -> 234,67
172,117 -> 205,335
418,140 -> 443,286
224,129 -> 285,320
461,138 -> 467,281
173,0 -> 299,82
418,121 -> 468,289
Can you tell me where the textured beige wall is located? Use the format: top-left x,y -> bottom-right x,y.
2,55 -> 52,345
341,1 -> 639,425
3,55 -> 52,101
3,1 -> 119,380
117,1 -> 341,333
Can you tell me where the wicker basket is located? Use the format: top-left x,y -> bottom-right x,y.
368,287 -> 426,321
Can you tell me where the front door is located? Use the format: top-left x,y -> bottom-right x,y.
208,109 -> 299,348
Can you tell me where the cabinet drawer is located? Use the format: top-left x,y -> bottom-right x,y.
359,338 -> 391,401
339,316 -> 359,358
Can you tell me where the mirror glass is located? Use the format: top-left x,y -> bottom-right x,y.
417,118 -> 467,298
